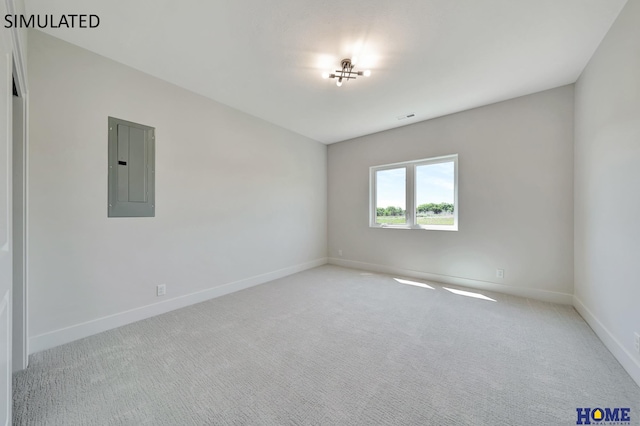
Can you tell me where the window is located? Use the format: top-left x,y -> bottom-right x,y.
374,167 -> 406,225
370,154 -> 458,230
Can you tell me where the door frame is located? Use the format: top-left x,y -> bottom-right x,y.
10,4 -> 29,371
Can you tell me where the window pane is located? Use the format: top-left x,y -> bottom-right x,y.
376,168 -> 406,225
416,162 -> 455,226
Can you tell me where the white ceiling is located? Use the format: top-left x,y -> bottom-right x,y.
26,0 -> 627,144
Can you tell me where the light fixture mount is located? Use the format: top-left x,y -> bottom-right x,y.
322,58 -> 371,87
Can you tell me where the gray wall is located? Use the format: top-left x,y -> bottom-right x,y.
574,0 -> 640,385
328,86 -> 574,302
27,31 -> 327,349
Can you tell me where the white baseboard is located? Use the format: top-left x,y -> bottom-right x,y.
30,258 -> 328,354
573,296 -> 640,388
328,258 -> 574,305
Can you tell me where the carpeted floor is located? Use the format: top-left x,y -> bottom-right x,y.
13,265 -> 640,425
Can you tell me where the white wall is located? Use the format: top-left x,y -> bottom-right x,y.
574,0 -> 640,386
28,30 -> 327,351
328,86 -> 574,303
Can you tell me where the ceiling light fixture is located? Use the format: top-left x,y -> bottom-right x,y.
322,58 -> 371,87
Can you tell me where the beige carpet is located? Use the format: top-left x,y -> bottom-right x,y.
13,265 -> 640,425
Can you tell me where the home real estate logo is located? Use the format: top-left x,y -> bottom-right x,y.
576,407 -> 631,425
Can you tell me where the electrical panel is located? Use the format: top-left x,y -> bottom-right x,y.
108,117 -> 155,217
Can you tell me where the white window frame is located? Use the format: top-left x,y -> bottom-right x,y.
369,154 -> 458,231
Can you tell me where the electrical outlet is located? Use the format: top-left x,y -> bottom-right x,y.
634,333 -> 640,354
338,249 -> 343,257
496,269 -> 504,279
157,284 -> 166,297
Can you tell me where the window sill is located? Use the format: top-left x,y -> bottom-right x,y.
370,224 -> 458,232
